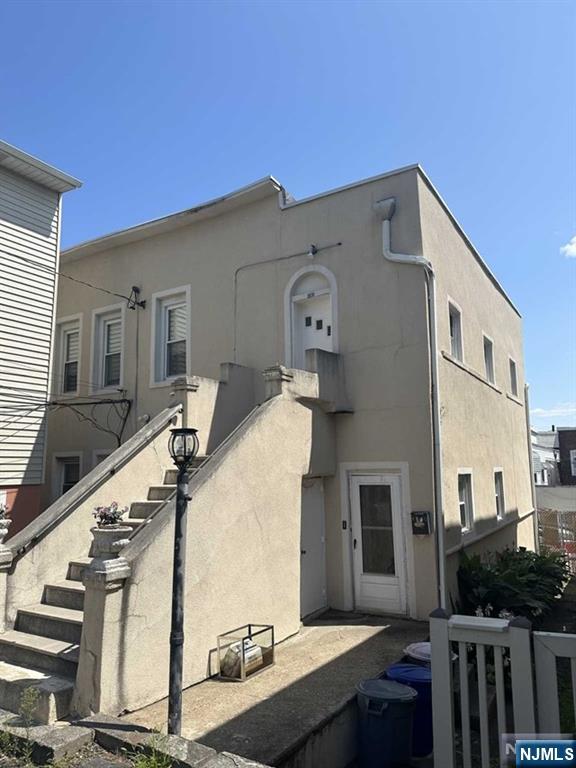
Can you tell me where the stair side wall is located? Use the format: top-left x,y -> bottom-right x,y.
2,423 -> 176,628
75,395 -> 313,716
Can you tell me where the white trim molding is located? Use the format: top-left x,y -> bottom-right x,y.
338,461 -> 416,619
54,313 -> 83,397
284,264 -> 338,367
149,285 -> 192,388
90,302 -> 126,394
482,331 -> 495,385
457,468 -> 475,534
51,451 -> 83,502
447,296 -> 464,362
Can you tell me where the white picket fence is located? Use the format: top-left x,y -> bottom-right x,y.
430,610 -> 576,768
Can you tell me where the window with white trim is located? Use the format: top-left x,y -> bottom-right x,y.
153,291 -> 188,382
483,335 -> 495,384
448,303 -> 463,361
494,470 -> 505,520
93,308 -> 123,390
57,457 -> 80,495
58,320 -> 80,394
509,358 -> 518,397
458,472 -> 474,531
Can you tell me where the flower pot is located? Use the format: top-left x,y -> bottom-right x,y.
0,519 -> 12,546
90,525 -> 132,559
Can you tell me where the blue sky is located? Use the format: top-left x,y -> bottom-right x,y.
1,0 -> 574,428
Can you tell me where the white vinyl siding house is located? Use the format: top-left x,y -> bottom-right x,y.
0,167 -> 59,485
0,143 -> 80,491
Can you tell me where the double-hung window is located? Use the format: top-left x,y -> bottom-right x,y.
458,472 -> 474,532
165,301 -> 187,378
448,302 -> 463,361
56,456 -> 80,496
58,318 -> 81,394
152,288 -> 189,383
483,335 -> 495,384
93,306 -> 124,390
509,358 -> 518,397
494,470 -> 505,520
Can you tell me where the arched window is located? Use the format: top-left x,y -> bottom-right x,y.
284,266 -> 338,370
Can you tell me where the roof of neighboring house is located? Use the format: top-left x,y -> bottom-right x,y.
61,164 -> 519,314
0,140 -> 81,193
532,430 -> 560,450
536,486 -> 576,512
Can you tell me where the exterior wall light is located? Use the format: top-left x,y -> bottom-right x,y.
168,427 -> 199,469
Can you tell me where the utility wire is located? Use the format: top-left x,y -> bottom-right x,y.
4,252 -> 145,309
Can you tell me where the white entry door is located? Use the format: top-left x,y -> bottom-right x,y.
350,474 -> 406,614
292,292 -> 333,370
300,479 -> 327,618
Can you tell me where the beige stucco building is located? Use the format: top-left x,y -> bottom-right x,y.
0,165 -> 536,720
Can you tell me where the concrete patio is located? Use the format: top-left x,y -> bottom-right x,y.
123,611 -> 428,766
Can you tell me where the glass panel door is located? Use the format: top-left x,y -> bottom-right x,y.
359,484 -> 395,575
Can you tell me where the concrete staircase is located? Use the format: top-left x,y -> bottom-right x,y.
0,458 -> 207,723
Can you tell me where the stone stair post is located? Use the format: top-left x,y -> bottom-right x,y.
169,376 -> 200,428
0,546 -> 13,633
72,526 -> 132,717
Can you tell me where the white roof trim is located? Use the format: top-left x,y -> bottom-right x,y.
0,140 -> 81,193
63,175 -> 283,261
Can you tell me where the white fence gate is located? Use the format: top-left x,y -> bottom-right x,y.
430,609 -> 576,768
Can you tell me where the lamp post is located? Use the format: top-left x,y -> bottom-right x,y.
167,427 -> 199,736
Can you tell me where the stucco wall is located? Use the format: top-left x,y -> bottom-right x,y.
2,413 -> 177,628
417,175 -> 535,569
74,394 -> 313,716
49,168 -> 437,619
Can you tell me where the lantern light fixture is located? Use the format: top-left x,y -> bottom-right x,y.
168,428 -> 200,470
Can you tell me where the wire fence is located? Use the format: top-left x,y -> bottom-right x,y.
539,507 -> 576,575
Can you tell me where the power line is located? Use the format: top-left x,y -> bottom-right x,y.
3,251 -> 146,309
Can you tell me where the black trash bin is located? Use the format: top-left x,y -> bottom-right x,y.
356,678 -> 418,768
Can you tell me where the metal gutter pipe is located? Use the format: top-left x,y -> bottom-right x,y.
373,197 -> 447,610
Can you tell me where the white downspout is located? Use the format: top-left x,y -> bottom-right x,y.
373,197 -> 447,610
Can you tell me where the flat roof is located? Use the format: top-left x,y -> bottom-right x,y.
61,164 -> 519,315
0,140 -> 82,193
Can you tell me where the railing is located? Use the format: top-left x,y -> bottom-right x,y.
534,631 -> 576,732
8,404 -> 182,559
431,610 -> 576,768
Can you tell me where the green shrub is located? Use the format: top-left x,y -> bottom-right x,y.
457,547 -> 569,623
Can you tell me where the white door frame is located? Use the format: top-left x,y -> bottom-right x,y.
283,265 -> 339,367
339,461 -> 416,618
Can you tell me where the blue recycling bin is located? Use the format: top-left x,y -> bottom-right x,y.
385,663 -> 433,758
356,678 -> 417,768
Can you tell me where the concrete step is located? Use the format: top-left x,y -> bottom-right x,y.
16,605 -> 83,645
0,661 -> 74,724
0,630 -> 79,678
147,485 -> 176,501
67,558 -> 91,583
163,460 -> 207,485
44,580 -> 85,612
129,501 -> 163,519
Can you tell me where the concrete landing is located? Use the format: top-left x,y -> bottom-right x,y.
124,612 -> 427,766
